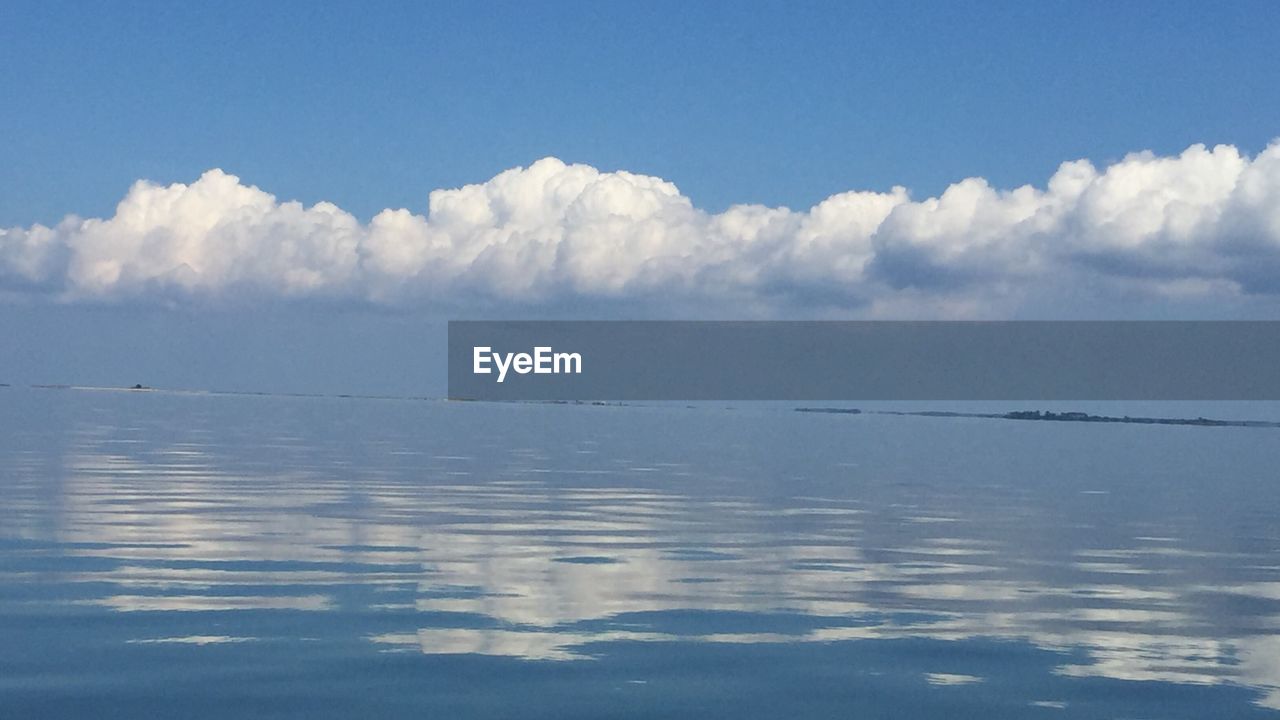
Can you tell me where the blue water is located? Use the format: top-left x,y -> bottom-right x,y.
2,388 -> 1279,718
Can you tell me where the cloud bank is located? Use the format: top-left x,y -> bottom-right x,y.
3,141 -> 1280,316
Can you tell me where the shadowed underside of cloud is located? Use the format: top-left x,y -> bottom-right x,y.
2,141 -> 1279,316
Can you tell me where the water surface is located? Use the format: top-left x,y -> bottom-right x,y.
2,389 -> 1279,717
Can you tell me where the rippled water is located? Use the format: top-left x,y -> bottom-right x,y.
2,389 -> 1279,718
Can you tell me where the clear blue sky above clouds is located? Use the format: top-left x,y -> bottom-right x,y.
2,1 -> 1279,393
3,0 -> 1276,224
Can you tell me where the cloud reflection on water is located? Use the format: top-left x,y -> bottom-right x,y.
3,393 -> 1279,713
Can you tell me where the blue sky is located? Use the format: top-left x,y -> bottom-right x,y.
2,2 -> 1280,393
3,1 -> 1277,224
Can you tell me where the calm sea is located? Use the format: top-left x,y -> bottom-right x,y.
3,388 -> 1279,718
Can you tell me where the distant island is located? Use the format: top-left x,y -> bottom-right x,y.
796,407 -> 1280,429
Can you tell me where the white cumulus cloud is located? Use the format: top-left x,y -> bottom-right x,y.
3,141 -> 1280,315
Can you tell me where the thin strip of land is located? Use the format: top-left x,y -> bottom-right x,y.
795,407 -> 1280,428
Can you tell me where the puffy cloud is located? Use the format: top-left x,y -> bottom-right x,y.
3,143 -> 1280,314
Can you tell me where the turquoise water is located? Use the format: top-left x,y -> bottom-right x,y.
3,389 -> 1279,718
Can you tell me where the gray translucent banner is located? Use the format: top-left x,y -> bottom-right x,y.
447,321 -> 1280,401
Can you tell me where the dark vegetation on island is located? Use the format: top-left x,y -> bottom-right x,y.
796,407 -> 1280,428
